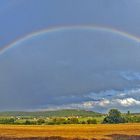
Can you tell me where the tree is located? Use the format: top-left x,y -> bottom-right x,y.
87,118 -> 97,124
81,121 -> 86,124
67,118 -> 79,124
37,118 -> 45,124
52,118 -> 66,124
0,118 -> 15,124
127,110 -> 130,115
24,120 -> 31,125
103,109 -> 125,124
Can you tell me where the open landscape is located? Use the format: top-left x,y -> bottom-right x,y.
0,109 -> 139,140
1,1 -> 140,140
0,124 -> 140,140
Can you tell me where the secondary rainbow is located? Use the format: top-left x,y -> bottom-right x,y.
1,25 -> 140,54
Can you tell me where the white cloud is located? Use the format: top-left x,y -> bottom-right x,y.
37,88 -> 140,113
82,101 -> 95,108
115,98 -> 140,107
98,99 -> 110,107
67,98 -> 140,109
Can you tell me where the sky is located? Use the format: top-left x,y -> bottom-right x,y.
0,0 -> 140,112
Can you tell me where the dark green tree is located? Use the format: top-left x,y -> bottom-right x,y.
67,118 -> 79,124
103,109 -> 125,124
127,110 -> 130,115
37,118 -> 45,124
87,118 -> 97,124
24,120 -> 31,125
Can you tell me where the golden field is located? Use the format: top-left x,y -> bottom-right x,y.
0,124 -> 140,140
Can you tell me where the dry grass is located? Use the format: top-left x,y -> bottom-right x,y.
0,124 -> 140,140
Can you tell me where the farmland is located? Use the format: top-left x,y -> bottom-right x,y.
0,124 -> 140,140
0,109 -> 140,139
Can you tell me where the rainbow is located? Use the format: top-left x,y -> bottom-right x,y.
0,25 -> 140,54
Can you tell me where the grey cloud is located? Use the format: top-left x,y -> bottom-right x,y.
0,29 -> 140,111
41,97 -> 140,113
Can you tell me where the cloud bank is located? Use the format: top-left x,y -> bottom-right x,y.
41,88 -> 140,113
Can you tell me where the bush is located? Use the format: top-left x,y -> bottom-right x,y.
0,118 -> 15,124
37,119 -> 45,124
24,120 -> 31,125
67,118 -> 79,124
81,121 -> 86,124
87,118 -> 97,124
52,118 -> 66,124
46,121 -> 55,125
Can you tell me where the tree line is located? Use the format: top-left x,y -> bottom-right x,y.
0,117 -> 97,125
0,109 -> 140,125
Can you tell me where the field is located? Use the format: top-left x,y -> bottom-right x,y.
0,124 -> 140,140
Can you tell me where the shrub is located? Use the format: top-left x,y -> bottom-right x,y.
103,109 -> 125,124
87,119 -> 97,124
37,119 -> 45,124
0,118 -> 15,124
67,118 -> 79,124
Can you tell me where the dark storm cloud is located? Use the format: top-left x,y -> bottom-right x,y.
0,29 -> 140,112
0,0 -> 140,112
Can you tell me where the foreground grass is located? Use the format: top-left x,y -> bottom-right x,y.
0,124 -> 140,140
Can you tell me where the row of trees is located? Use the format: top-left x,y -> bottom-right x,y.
0,118 -> 15,124
0,109 -> 140,125
0,117 -> 97,125
24,118 -> 97,125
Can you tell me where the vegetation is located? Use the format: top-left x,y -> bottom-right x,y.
0,109 -> 140,139
0,109 -> 101,117
0,118 -> 15,124
0,109 -> 140,125
103,109 -> 125,124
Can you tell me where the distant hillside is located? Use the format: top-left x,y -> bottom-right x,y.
0,109 -> 101,117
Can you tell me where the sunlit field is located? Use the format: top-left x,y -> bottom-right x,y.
0,124 -> 140,140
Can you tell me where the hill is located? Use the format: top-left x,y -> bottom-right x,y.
0,109 -> 101,117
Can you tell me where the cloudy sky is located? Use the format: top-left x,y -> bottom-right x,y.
0,0 -> 140,112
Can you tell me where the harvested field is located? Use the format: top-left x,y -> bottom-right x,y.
0,124 -> 140,140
